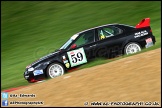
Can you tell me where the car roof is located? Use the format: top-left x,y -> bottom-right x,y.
75,23 -> 118,35
74,23 -> 134,35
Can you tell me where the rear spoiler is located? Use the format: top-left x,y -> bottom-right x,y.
135,18 -> 150,28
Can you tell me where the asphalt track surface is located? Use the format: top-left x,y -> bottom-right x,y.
3,48 -> 161,107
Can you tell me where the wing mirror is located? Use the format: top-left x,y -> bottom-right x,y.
70,44 -> 77,49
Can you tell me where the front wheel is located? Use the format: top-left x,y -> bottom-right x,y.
124,42 -> 141,55
47,63 -> 65,78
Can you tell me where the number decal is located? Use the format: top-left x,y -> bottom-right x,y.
77,52 -> 83,61
71,53 -> 83,63
67,47 -> 87,67
71,54 -> 77,63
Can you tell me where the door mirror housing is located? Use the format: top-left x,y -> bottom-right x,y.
70,44 -> 77,49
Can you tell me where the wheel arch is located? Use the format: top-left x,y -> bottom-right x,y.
122,41 -> 142,55
44,60 -> 66,78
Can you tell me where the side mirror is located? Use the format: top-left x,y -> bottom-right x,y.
70,44 -> 77,49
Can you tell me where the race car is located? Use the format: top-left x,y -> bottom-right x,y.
24,18 -> 156,82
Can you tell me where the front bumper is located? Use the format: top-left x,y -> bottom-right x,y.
24,69 -> 46,83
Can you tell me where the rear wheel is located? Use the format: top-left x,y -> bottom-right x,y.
47,63 -> 65,78
124,42 -> 141,55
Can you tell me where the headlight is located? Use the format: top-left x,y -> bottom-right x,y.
28,67 -> 34,71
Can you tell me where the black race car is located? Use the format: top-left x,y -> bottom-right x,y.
24,18 -> 156,82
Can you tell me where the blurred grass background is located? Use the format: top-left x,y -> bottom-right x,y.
1,1 -> 161,90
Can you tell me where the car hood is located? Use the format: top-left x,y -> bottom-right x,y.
29,50 -> 60,67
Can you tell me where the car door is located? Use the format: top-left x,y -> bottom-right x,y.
95,25 -> 124,58
65,29 -> 97,68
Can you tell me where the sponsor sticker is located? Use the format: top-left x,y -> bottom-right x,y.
145,38 -> 153,48
63,60 -> 69,64
146,38 -> 152,43
65,63 -> 70,68
134,30 -> 148,38
62,55 -> 66,60
71,34 -> 79,40
62,55 -> 70,68
100,35 -> 105,39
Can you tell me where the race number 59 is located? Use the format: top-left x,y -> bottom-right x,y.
67,47 -> 87,67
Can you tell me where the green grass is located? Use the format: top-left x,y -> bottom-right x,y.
1,1 -> 161,90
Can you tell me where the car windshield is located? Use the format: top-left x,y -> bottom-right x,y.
59,38 -> 73,50
59,34 -> 79,49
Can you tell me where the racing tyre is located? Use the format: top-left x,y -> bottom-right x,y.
47,63 -> 65,78
124,42 -> 141,55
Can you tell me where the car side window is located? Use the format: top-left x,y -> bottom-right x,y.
98,26 -> 122,40
74,30 -> 95,47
